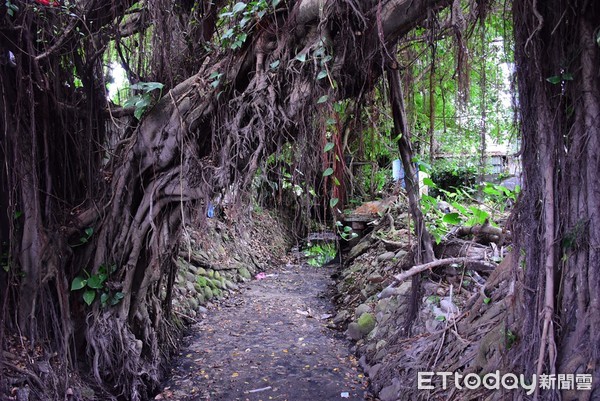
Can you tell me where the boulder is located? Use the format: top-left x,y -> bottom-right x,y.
357,312 -> 376,335
377,252 -> 396,262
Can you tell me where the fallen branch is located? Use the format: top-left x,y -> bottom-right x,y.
393,257 -> 497,282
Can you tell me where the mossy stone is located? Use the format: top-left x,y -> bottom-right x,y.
197,267 -> 207,276
207,269 -> 215,278
196,293 -> 205,305
204,287 -> 214,300
238,267 -> 251,280
357,312 -> 376,335
196,276 -> 208,287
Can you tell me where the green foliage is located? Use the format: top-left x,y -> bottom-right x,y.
335,220 -> 358,241
69,227 -> 94,247
5,0 -> 18,17
124,81 -> 164,119
304,242 -> 337,267
420,174 -> 518,243
71,264 -> 123,307
429,158 -> 478,194
218,0 -> 280,50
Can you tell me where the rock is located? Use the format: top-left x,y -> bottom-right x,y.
348,237 -> 372,260
197,267 -> 207,276
197,306 -> 208,315
187,297 -> 199,310
333,310 -> 350,325
346,322 -> 364,340
376,298 -> 389,313
367,273 -> 384,283
225,280 -> 238,290
196,293 -> 205,305
357,312 -> 376,335
368,363 -> 382,378
395,250 -> 408,259
207,269 -> 215,278
355,303 -> 371,318
185,271 -> 196,282
379,378 -> 401,401
187,264 -> 198,275
186,281 -> 196,294
376,340 -> 387,350
377,252 -> 396,262
440,298 -> 459,314
377,312 -> 392,327
238,266 -> 251,280
204,287 -> 214,300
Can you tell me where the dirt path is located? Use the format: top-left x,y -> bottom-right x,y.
157,262 -> 370,401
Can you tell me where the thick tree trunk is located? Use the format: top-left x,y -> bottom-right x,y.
511,1 -> 600,399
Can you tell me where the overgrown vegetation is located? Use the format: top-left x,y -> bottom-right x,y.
1,0 -> 598,400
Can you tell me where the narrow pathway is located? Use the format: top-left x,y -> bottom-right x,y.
158,262 -> 369,401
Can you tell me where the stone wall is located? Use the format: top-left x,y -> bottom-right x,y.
171,210 -> 291,321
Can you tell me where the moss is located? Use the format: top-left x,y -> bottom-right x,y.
357,312 -> 376,334
238,266 -> 251,280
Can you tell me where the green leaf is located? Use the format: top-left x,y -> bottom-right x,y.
418,161 -> 432,173
111,292 -> 124,305
269,60 -> 280,69
239,16 -> 251,27
272,0 -> 281,7
83,290 -> 96,306
123,94 -> 142,107
322,167 -> 334,177
86,274 -> 106,289
332,176 -> 341,186
100,292 -> 109,307
483,297 -> 492,304
317,70 -> 328,80
469,206 -> 489,224
317,95 -> 328,104
330,198 -> 339,208
222,28 -> 235,39
13,210 -> 23,219
325,118 -> 336,126
232,2 -> 247,13
442,212 -> 461,225
483,185 -> 501,196
130,82 -> 163,92
84,227 -> 93,237
323,142 -> 334,152
295,53 -> 307,63
423,177 -> 436,187
546,75 -> 561,85
71,276 -> 87,291
435,315 -> 446,321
